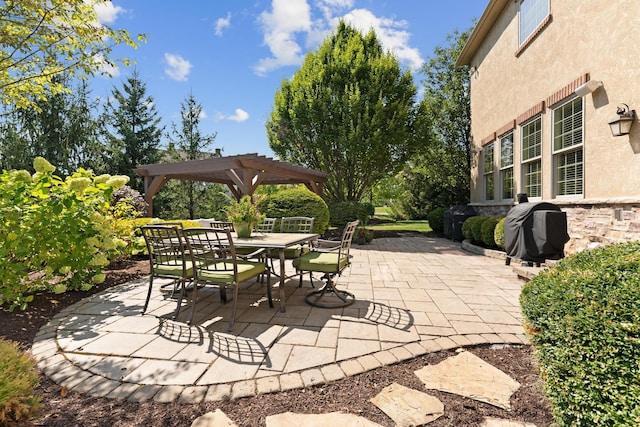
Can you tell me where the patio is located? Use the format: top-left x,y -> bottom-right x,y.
31,236 -> 528,403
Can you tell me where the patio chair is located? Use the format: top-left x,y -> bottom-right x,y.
269,216 -> 315,285
181,227 -> 270,330
293,219 -> 359,308
210,220 -> 234,230
255,217 -> 276,233
140,225 -> 194,316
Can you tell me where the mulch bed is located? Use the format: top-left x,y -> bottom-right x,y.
0,239 -> 555,426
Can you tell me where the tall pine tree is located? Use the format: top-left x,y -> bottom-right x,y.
103,70 -> 163,191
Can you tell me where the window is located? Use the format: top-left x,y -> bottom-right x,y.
483,143 -> 495,201
553,98 -> 583,196
519,0 -> 549,45
500,132 -> 514,200
521,117 -> 542,198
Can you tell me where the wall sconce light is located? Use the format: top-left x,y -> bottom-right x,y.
608,104 -> 636,137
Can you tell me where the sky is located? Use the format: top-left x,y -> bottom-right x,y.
90,0 -> 487,158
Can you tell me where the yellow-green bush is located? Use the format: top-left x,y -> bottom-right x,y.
0,339 -> 41,425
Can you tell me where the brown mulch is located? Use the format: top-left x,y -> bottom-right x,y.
0,240 -> 555,426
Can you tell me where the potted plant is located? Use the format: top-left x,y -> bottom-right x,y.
225,194 -> 266,238
354,227 -> 374,245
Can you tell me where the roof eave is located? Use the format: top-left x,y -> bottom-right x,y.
456,0 -> 510,66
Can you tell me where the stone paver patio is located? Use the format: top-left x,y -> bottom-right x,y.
31,236 -> 528,404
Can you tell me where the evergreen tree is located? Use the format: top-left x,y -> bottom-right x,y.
103,71 -> 163,191
154,93 -> 226,220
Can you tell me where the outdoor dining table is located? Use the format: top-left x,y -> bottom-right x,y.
232,232 -> 319,312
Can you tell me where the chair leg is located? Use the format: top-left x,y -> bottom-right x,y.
266,268 -> 273,308
228,285 -> 239,331
142,276 -> 154,313
304,273 -> 355,308
187,280 -> 198,325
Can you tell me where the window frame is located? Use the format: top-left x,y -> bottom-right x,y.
552,97 -> 584,198
520,116 -> 542,199
518,0 -> 550,46
483,142 -> 495,201
499,131 -> 514,201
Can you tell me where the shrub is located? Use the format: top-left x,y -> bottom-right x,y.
427,207 -> 447,233
520,241 -> 640,425
327,201 -> 370,228
0,339 -> 41,425
261,187 -> 329,234
0,159 -> 130,310
481,216 -> 501,248
494,217 -> 506,250
461,216 -> 479,241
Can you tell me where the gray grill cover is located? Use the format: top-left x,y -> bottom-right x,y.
504,202 -> 570,263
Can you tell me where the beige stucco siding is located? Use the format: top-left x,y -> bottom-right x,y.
468,0 -> 640,204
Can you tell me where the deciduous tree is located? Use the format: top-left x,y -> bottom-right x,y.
0,0 -> 142,110
267,21 -> 418,203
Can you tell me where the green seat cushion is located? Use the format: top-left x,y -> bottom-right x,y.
197,260 -> 265,284
292,252 -> 348,274
269,245 -> 310,259
154,261 -> 194,277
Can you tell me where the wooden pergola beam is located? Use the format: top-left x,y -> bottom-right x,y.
134,153 -> 328,216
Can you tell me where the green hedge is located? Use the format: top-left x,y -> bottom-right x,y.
480,216 -> 500,248
494,217 -> 506,250
261,187 -> 329,234
427,207 -> 446,233
327,201 -> 369,228
520,241 -> 640,425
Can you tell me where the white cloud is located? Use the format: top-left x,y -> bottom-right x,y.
337,9 -> 424,70
199,109 -> 208,119
164,53 -> 192,81
254,1 -> 423,74
215,12 -> 231,36
94,1 -> 125,25
254,0 -> 312,75
215,108 -> 249,122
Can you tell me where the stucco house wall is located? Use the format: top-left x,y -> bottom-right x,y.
458,0 -> 640,253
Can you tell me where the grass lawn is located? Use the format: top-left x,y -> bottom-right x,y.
367,219 -> 432,233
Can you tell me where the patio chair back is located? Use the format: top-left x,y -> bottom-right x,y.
280,216 -> 314,233
181,227 -> 269,330
255,217 -> 276,233
140,224 -> 193,315
210,220 -> 234,230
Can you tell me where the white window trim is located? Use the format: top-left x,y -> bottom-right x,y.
518,0 -> 550,47
483,142 -> 495,201
520,116 -> 543,200
499,132 -> 514,201
552,97 -> 584,199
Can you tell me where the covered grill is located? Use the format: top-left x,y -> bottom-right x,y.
444,205 -> 476,242
504,201 -> 570,265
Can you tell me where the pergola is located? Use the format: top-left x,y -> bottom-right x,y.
134,153 -> 329,216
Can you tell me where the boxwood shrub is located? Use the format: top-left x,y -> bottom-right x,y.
327,201 -> 369,228
462,216 -> 482,243
480,216 -> 501,248
427,207 -> 446,233
520,241 -> 640,426
494,217 -> 506,250
261,187 -> 329,234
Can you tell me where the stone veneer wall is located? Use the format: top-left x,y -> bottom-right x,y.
471,199 -> 640,255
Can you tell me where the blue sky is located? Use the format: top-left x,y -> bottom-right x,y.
92,0 -> 487,158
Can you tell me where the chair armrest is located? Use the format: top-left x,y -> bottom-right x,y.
312,239 -> 341,252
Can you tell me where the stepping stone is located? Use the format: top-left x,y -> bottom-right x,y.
191,409 -> 237,427
266,411 -> 384,427
414,350 -> 520,410
370,383 -> 444,426
481,417 -> 538,426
